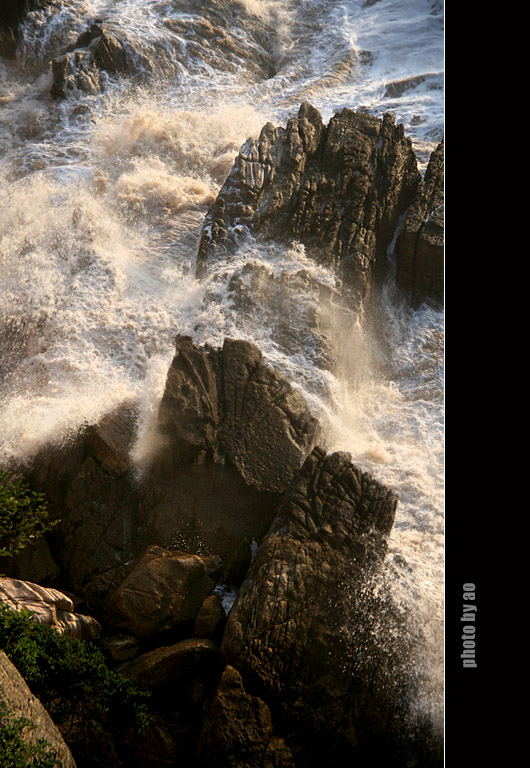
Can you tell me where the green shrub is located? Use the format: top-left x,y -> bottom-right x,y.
0,471 -> 57,559
0,701 -> 61,768
0,606 -> 149,738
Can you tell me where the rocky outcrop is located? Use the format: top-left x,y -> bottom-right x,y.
140,335 -> 319,583
196,102 -> 421,304
103,546 -> 216,641
21,404 -> 140,605
395,140 -> 444,307
0,650 -> 77,767
0,577 -> 101,641
194,665 -> 296,768
222,446 -> 398,767
51,21 -> 129,99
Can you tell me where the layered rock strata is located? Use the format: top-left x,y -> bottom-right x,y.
196,102 -> 422,304
0,577 -> 101,641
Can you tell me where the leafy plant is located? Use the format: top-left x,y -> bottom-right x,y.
0,471 -> 57,559
0,701 -> 61,768
0,606 -> 149,740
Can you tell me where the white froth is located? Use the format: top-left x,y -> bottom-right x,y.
1,0 -> 444,730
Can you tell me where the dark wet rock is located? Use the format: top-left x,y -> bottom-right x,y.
0,1 -> 52,59
103,546 -> 216,641
395,140 -> 444,307
0,650 -> 77,767
194,594 -> 226,640
140,335 -> 319,584
197,102 -> 421,304
222,446 -> 398,767
19,404 -> 141,604
162,0 -> 277,82
117,637 -> 219,690
51,23 -> 128,99
194,665 -> 296,768
100,634 -> 142,664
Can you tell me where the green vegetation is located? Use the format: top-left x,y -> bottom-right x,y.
0,471 -> 57,559
0,605 -> 149,758
0,701 -> 61,768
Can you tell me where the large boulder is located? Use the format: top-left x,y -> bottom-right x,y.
0,650 -> 77,767
103,546 -> 216,641
140,336 -> 319,583
0,577 -> 101,641
117,637 -> 219,690
222,446 -> 398,767
395,140 -> 444,307
196,102 -> 421,304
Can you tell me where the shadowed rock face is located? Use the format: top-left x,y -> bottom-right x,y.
395,140 -> 444,307
196,102 -> 421,304
141,335 -> 320,583
222,446 -> 398,766
103,546 -> 216,641
194,665 -> 296,768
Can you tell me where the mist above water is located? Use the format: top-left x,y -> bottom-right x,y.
0,0 -> 444,733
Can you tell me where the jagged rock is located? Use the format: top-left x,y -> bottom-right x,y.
194,665 -> 296,768
51,22 -> 128,99
197,102 -> 421,303
395,140 -> 444,307
141,335 -> 319,584
117,637 -> 219,690
103,546 -> 216,640
0,577 -> 101,641
0,650 -> 77,766
222,446 -> 397,767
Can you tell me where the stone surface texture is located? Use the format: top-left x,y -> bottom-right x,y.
395,140 -> 444,307
196,102 -> 421,304
222,446 -> 397,765
0,576 -> 101,641
0,650 -> 77,767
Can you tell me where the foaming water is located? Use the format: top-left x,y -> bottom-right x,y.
1,0 -> 444,734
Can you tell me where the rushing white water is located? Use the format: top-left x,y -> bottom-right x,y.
1,0 -> 444,734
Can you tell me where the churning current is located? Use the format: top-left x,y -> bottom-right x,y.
0,0 -> 444,734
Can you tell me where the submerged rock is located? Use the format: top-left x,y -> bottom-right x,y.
50,22 -> 129,99
197,102 -> 421,304
0,1 -> 52,60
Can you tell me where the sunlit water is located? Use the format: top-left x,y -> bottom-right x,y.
0,0 -> 444,734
